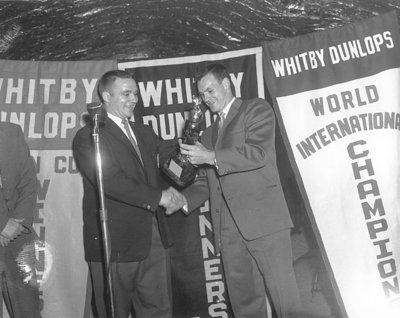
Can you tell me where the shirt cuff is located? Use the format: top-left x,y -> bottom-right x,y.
213,157 -> 219,169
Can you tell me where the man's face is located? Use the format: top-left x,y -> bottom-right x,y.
104,77 -> 138,119
197,73 -> 230,113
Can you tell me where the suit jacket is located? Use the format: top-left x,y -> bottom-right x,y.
0,122 -> 37,269
183,98 -> 293,249
73,118 -> 176,262
0,122 -> 37,232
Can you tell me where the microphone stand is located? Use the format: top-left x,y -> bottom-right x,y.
92,114 -> 115,318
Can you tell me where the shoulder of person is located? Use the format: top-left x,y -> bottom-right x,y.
241,97 -> 270,107
241,98 -> 273,112
72,122 -> 92,145
0,121 -> 22,135
135,122 -> 157,135
75,122 -> 91,135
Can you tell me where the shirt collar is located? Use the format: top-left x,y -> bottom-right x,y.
219,97 -> 235,118
107,112 -> 134,127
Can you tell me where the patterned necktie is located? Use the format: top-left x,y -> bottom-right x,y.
122,118 -> 143,165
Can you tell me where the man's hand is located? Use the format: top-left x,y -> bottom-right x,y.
0,219 -> 24,247
0,235 -> 10,247
160,187 -> 188,215
179,140 -> 215,166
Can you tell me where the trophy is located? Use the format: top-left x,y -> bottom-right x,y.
163,96 -> 203,187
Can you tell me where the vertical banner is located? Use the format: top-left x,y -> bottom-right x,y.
0,59 -> 117,317
263,11 -> 400,318
118,47 -> 264,318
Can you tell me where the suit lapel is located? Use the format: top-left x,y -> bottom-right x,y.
104,119 -> 144,169
129,122 -> 147,169
134,125 -> 160,184
223,98 -> 241,129
215,98 -> 242,148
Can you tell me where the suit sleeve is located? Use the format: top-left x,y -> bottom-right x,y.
73,127 -> 162,212
156,134 -> 179,168
0,188 -> 9,232
215,99 -> 276,176
1,126 -> 38,230
181,168 -> 210,214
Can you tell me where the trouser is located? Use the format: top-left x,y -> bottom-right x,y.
220,205 -> 302,318
88,217 -> 172,318
0,232 -> 41,318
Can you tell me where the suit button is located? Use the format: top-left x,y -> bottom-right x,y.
215,209 -> 220,213
146,205 -> 151,210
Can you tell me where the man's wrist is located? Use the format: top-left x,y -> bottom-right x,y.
160,190 -> 169,206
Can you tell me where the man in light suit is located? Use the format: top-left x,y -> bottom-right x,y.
0,122 -> 40,318
73,70 -> 186,318
168,63 -> 302,317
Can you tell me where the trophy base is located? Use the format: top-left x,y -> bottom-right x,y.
162,157 -> 196,188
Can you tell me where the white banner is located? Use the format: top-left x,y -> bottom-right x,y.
0,49 -> 265,317
263,11 -> 400,317
119,47 -> 265,318
0,59 -> 117,318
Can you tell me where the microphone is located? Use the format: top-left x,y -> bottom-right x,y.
87,101 -> 107,123
81,102 -> 108,125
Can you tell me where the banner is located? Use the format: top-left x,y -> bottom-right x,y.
263,11 -> 400,317
0,59 -> 117,317
119,47 -> 264,318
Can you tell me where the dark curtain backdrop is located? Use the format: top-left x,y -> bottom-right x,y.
1,0 -> 400,61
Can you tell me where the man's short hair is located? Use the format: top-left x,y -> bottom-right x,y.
97,70 -> 134,102
195,63 -> 230,83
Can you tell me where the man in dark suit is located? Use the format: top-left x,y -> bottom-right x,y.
169,63 -> 302,317
0,122 -> 40,318
73,70 -> 186,318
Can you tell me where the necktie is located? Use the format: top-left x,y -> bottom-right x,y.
218,112 -> 225,134
122,118 -> 143,165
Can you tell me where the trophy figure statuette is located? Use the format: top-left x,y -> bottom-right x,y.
163,96 -> 203,187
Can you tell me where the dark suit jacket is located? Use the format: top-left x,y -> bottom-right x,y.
73,118 -> 176,262
0,122 -> 37,232
0,122 -> 38,270
183,98 -> 293,249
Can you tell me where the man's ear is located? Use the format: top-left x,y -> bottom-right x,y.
222,77 -> 230,90
102,91 -> 111,103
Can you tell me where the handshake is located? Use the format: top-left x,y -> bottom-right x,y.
159,187 -> 188,216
